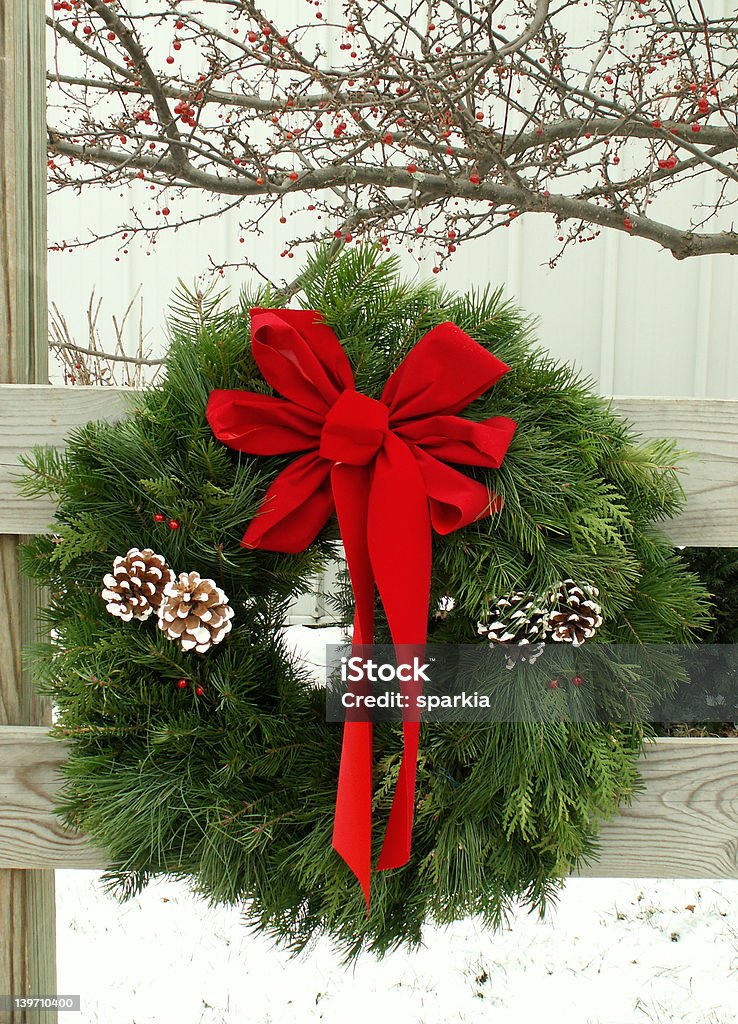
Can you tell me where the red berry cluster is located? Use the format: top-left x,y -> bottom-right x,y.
176,679 -> 205,697
547,676 -> 585,689
174,101 -> 197,127
153,512 -> 179,530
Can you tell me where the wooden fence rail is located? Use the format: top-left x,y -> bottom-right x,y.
2,386 -> 738,544
1,727 -> 737,877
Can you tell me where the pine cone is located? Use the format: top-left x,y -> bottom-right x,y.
435,595 -> 456,620
157,572 -> 234,653
477,591 -> 549,643
102,548 -> 174,622
547,579 -> 603,646
477,592 -> 549,669
499,640 -> 546,670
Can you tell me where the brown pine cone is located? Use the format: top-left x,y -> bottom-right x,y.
547,579 -> 603,646
102,548 -> 174,622
157,571 -> 234,653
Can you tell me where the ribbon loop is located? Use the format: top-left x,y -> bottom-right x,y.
207,308 -> 516,906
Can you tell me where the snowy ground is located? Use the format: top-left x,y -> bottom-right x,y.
54,627 -> 738,1023
56,874 -> 738,1024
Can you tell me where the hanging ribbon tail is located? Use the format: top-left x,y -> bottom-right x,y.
331,463 -> 376,907
367,433 -> 432,873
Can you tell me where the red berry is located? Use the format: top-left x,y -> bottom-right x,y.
288,171 -> 298,181
262,26 -> 271,36
107,31 -> 116,41
698,97 -> 709,113
166,56 -> 174,64
651,119 -> 661,128
624,216 -> 633,231
407,162 -> 418,173
176,20 -> 184,29
248,31 -> 258,42
177,679 -> 188,690
195,685 -> 205,697
83,25 -> 92,35
382,132 -> 394,144
344,233 -> 353,242
256,176 -> 264,185
168,518 -> 179,530
162,206 -> 170,216
571,676 -> 585,687
173,40 -> 182,50
280,216 -> 287,224
153,512 -> 166,522
447,229 -> 457,239
469,172 -> 480,184
691,123 -> 701,132
547,679 -> 560,690
475,111 -> 484,120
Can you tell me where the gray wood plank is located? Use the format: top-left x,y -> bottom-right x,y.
0,1 -> 58,1016
1,729 -> 737,878
1,387 -> 736,545
0,386 -> 132,534
577,737 -> 738,877
611,397 -> 738,548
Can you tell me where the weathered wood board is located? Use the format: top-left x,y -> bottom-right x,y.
0,386 -> 132,535
0,0 -> 58,1016
1,387 -> 737,545
1,727 -> 737,878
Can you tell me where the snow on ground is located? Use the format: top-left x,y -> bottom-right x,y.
56,875 -> 738,1024
55,627 -> 738,1023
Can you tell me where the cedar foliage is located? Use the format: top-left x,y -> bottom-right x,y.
20,246 -> 710,957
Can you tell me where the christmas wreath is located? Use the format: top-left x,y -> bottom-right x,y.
21,247 -> 709,958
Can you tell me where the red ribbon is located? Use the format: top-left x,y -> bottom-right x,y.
207,308 -> 516,904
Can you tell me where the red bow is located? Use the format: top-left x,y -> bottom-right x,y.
207,308 -> 516,904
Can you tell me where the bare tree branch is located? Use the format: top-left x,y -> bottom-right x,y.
46,0 -> 738,267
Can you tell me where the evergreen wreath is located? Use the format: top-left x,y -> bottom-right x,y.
21,247 -> 709,958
